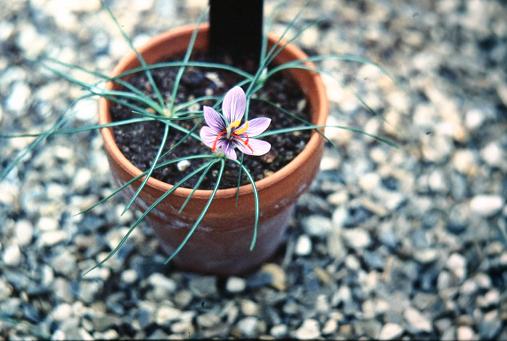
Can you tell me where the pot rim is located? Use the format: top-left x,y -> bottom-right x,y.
99,24 -> 329,200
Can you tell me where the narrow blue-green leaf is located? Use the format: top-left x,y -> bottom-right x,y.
234,154 -> 245,208
254,97 -> 339,149
168,11 -> 206,113
122,123 -> 170,215
258,124 -> 398,147
230,159 -> 259,251
0,117 -> 154,138
44,57 -> 147,99
116,61 -> 254,81
164,159 -> 225,264
178,161 -> 216,213
1,95 -> 93,181
77,154 -> 215,215
82,160 -> 216,277
100,0 -> 165,107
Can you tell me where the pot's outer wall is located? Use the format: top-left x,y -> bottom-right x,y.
99,25 -> 329,275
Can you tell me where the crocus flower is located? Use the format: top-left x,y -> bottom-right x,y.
200,86 -> 271,160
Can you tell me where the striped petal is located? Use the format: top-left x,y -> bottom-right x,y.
235,137 -> 271,156
203,106 -> 225,132
222,86 -> 246,123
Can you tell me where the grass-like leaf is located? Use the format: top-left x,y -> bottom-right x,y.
178,160 -> 216,213
77,154 -> 215,215
121,123 -> 170,215
258,124 -> 398,147
163,158 -> 225,264
82,159 -> 218,277
230,159 -> 260,251
100,0 -> 165,107
0,95 -> 94,181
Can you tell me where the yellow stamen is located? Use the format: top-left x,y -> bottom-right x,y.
229,120 -> 241,129
234,121 -> 249,135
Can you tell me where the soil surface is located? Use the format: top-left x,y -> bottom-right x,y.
110,52 -> 312,189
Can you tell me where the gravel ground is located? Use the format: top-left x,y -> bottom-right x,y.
1,0 -> 507,339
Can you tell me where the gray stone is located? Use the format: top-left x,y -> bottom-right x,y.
189,276 -> 217,297
270,324 -> 288,338
237,317 -> 258,337
6,82 -> 31,114
121,269 -> 138,284
302,215 -> 333,236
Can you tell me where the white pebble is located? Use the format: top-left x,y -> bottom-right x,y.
378,323 -> 403,340
3,245 -> 21,266
6,82 -> 31,114
295,235 -> 312,256
481,143 -> 503,167
342,228 -> 371,250
226,277 -> 246,293
295,319 -> 320,340
470,195 -> 503,217
177,160 -> 191,172
14,220 -> 34,246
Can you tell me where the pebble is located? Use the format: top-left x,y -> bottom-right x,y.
295,319 -> 321,340
14,220 -> 34,246
39,230 -> 67,246
342,228 -> 371,249
470,195 -> 504,217
226,277 -> 246,293
378,323 -> 404,340
120,269 -> 138,284
260,263 -> 286,291
177,160 -> 191,172
302,215 -> 333,236
404,307 -> 432,333
480,142 -> 503,167
237,317 -> 258,337
457,326 -> 476,341
3,245 -> 22,266
6,82 -> 31,114
270,324 -> 288,338
156,305 -> 182,325
295,234 -> 312,256
446,253 -> 467,281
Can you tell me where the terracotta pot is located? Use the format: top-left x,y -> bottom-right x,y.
99,24 -> 328,276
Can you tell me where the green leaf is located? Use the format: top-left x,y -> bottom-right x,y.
230,159 -> 260,251
178,160 -> 216,213
121,123 -> 170,215
77,154 -> 215,215
258,124 -> 398,147
100,0 -> 165,107
163,159 -> 225,264
0,95 -> 93,181
82,159 -> 217,277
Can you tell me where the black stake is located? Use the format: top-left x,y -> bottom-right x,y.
209,0 -> 264,69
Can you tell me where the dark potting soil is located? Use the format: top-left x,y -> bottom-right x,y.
110,52 -> 312,189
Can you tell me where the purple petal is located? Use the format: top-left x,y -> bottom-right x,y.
200,126 -> 218,148
216,140 -> 237,160
222,86 -> 246,123
241,117 -> 271,137
234,138 -> 271,156
203,106 -> 225,132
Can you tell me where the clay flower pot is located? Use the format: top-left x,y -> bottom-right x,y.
99,24 -> 329,276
